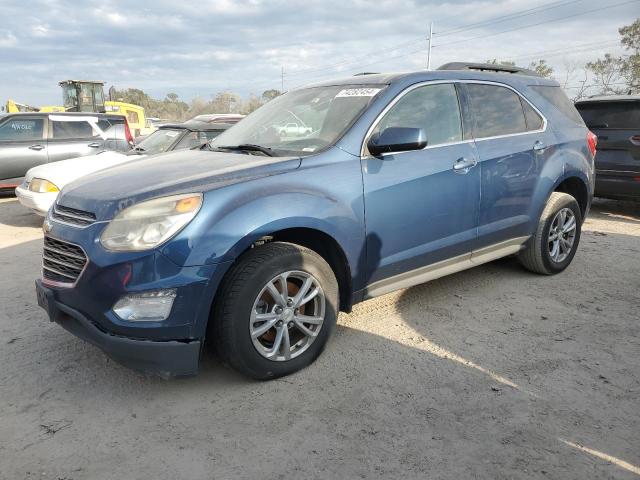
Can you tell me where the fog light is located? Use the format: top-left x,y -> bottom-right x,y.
112,289 -> 177,322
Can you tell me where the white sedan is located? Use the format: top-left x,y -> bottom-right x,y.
15,150 -> 129,215
15,121 -> 231,215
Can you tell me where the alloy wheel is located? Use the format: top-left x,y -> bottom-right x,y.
250,270 -> 326,361
548,207 -> 577,263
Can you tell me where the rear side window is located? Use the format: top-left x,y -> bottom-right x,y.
575,102 -> 640,129
0,118 -> 44,141
466,84 -> 527,138
521,99 -> 544,131
531,86 -> 584,125
51,120 -> 95,139
372,83 -> 462,148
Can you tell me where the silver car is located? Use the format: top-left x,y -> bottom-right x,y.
0,112 -> 133,192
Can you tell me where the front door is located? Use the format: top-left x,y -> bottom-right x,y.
361,82 -> 480,294
0,115 -> 47,185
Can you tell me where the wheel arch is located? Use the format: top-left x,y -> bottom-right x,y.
552,173 -> 591,219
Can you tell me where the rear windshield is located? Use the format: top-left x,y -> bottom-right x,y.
575,102 -> 640,129
531,86 -> 584,125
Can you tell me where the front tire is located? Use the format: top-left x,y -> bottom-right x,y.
211,242 -> 339,380
519,192 -> 582,275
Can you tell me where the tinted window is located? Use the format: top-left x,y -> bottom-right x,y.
521,99 -> 544,131
0,118 -> 44,141
575,102 -> 640,129
531,86 -> 584,125
467,84 -> 527,138
51,120 -> 95,139
372,83 -> 462,149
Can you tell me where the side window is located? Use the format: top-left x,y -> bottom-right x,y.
370,83 -> 462,151
175,131 -> 202,150
0,118 -> 44,141
51,120 -> 95,140
127,111 -> 139,125
521,99 -> 544,131
205,130 -> 224,141
466,84 -> 527,138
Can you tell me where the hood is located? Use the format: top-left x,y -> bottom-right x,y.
58,149 -> 302,220
26,151 -> 131,188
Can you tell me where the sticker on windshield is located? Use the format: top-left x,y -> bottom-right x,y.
336,88 -> 381,98
164,131 -> 179,137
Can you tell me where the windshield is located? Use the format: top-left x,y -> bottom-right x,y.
210,85 -> 385,156
132,128 -> 183,155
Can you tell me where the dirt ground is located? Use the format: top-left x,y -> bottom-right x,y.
0,195 -> 638,480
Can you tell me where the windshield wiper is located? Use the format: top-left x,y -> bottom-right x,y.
215,144 -> 276,157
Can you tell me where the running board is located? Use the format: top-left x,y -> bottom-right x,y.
364,236 -> 529,299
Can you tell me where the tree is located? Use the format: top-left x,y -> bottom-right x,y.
527,59 -> 553,78
587,54 -> 626,94
261,89 -> 282,103
587,18 -> 640,94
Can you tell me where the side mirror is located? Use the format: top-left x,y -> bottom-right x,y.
367,127 -> 427,156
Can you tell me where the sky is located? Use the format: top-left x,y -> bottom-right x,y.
0,0 -> 637,106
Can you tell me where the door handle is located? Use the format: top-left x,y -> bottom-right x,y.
87,142 -> 102,148
28,144 -> 45,151
453,157 -> 477,173
533,140 -> 546,153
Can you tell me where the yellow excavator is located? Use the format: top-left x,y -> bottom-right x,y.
4,80 -> 154,137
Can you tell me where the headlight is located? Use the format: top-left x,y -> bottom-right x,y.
100,193 -> 202,251
29,178 -> 59,193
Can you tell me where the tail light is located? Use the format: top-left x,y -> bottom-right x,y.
124,119 -> 134,146
587,131 -> 597,157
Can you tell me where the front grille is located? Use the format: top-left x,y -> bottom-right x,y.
42,236 -> 88,285
51,204 -> 96,227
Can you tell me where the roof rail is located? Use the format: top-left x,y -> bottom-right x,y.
437,62 -> 540,77
353,72 -> 380,76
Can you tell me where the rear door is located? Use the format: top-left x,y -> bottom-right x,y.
0,115 -> 47,184
575,100 -> 640,195
463,82 -> 555,248
46,115 -> 106,163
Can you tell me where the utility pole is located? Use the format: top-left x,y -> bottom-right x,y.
427,22 -> 434,70
281,66 -> 285,93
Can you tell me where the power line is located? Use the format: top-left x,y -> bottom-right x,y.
435,0 -> 584,37
506,40 -> 621,62
432,0 -> 640,48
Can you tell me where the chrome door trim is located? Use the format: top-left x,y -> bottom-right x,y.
360,79 -> 548,158
363,236 -> 529,299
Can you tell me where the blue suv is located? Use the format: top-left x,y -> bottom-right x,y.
36,64 -> 596,379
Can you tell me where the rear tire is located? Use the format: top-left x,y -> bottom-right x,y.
210,242 -> 338,380
518,192 -> 582,275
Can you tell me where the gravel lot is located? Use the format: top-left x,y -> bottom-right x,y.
0,196 -> 638,480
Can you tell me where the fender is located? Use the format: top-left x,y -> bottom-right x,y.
161,155 -> 366,278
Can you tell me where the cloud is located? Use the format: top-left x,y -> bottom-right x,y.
0,0 -> 635,106
0,30 -> 17,47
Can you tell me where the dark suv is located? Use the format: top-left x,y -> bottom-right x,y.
36,64 -> 595,379
575,95 -> 640,199
0,112 -> 133,192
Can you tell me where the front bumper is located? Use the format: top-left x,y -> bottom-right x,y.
15,185 -> 57,215
36,279 -> 201,378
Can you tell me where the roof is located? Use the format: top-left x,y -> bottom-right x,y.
159,120 -> 234,131
58,80 -> 105,85
302,68 -> 558,90
575,94 -> 640,104
5,111 -> 123,118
